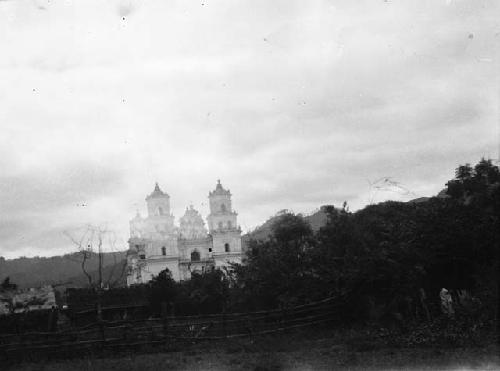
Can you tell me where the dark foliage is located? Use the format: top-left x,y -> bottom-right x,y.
34,157 -> 499,345
228,158 -> 499,328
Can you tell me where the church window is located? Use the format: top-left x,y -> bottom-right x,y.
218,222 -> 223,230
209,247 -> 212,253
191,250 -> 200,261
157,207 -> 164,215
161,246 -> 166,256
224,243 -> 230,252
221,204 -> 227,212
227,221 -> 232,229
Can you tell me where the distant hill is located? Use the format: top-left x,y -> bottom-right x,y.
0,251 -> 126,289
242,205 -> 332,248
407,189 -> 449,204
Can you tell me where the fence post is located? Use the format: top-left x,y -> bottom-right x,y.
222,309 -> 227,338
281,305 -> 288,329
161,301 -> 168,340
123,323 -> 128,341
99,321 -> 105,344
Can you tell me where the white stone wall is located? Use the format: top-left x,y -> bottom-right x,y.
142,258 -> 181,282
147,238 -> 178,257
212,231 -> 242,254
178,238 -> 212,260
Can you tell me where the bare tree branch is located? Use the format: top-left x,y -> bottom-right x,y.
105,232 -> 119,287
63,226 -> 94,287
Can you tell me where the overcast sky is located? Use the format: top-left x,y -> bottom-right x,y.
0,0 -> 498,259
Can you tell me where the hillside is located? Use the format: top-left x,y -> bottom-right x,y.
242,205 -> 331,247
0,251 -> 126,289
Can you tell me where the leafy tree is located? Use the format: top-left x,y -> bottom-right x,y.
446,158 -> 500,338
447,158 -> 500,207
311,203 -> 364,298
233,212 -> 315,309
187,269 -> 229,313
149,268 -> 177,316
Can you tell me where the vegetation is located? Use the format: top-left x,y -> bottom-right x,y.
230,158 -> 499,315
141,158 -> 499,342
2,158 -> 498,350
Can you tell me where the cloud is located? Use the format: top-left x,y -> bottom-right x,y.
0,160 -> 128,257
0,0 -> 497,258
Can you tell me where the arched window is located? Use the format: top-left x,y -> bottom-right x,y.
157,207 -> 164,215
191,250 -> 200,261
224,243 -> 230,252
218,222 -> 223,230
220,204 -> 227,212
161,246 -> 166,256
227,221 -> 232,229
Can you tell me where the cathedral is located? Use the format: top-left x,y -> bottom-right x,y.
126,181 -> 243,285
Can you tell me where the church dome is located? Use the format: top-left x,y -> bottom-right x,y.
179,205 -> 207,239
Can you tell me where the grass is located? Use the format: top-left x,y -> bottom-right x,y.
6,327 -> 500,370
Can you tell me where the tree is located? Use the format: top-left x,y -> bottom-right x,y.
312,202 -> 365,298
64,225 -> 127,289
64,225 -> 127,321
64,226 -> 94,287
446,157 -> 500,207
234,212 -> 315,309
150,268 -> 177,316
184,269 -> 229,314
446,158 -> 500,341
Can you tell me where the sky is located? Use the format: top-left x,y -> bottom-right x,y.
0,0 -> 498,259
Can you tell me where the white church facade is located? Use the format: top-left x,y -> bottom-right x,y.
126,181 -> 243,285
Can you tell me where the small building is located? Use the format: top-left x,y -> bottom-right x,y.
126,180 -> 243,284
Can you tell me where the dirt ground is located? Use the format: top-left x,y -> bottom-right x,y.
7,328 -> 500,371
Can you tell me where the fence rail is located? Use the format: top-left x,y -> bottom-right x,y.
0,294 -> 349,360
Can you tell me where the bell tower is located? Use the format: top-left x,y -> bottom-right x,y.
207,180 -> 237,232
146,182 -> 171,217
207,180 -> 241,255
144,182 -> 176,236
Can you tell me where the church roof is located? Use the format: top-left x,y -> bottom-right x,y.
180,205 -> 205,224
146,182 -> 169,200
209,179 -> 231,197
183,204 -> 200,216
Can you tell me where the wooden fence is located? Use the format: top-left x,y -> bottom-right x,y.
0,295 -> 348,361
